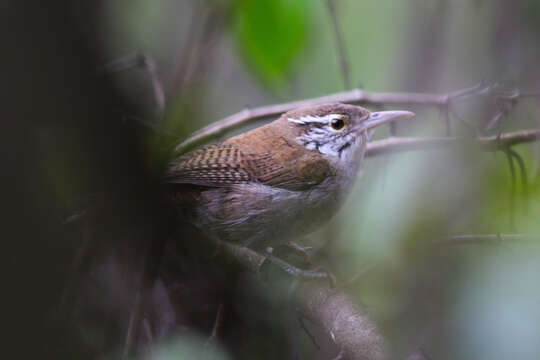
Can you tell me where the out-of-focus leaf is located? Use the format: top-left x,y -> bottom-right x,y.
231,0 -> 311,87
152,333 -> 231,360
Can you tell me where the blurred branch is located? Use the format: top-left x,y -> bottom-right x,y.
170,3 -> 226,98
437,234 -> 540,246
217,232 -> 540,358
100,52 -> 166,118
504,150 -> 518,229
175,83 -> 535,153
326,0 -> 351,90
123,235 -> 167,358
217,240 -> 388,360
142,318 -> 154,360
297,281 -> 388,360
507,148 -> 529,214
365,129 -> 540,157
204,302 -> 224,352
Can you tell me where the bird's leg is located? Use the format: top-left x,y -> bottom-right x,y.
267,241 -> 314,268
285,241 -> 315,264
260,250 -> 336,287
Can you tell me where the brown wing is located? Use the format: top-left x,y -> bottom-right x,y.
165,142 -> 333,191
165,143 -> 251,187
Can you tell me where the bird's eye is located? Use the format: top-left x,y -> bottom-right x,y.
330,117 -> 346,130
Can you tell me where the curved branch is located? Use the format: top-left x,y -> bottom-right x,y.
174,88 -> 451,153
296,281 -> 388,360
174,84 -> 536,154
217,240 -> 388,360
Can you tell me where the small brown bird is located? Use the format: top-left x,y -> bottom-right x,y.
166,103 -> 413,249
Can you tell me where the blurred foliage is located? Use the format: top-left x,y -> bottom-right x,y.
151,334 -> 231,360
230,0 -> 312,88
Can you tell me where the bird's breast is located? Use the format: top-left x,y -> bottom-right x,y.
179,175 -> 350,249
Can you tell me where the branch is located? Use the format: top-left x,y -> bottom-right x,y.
217,241 -> 388,360
437,233 -> 540,246
174,84 -> 532,154
365,129 -> 540,157
326,0 -> 351,90
296,281 -> 388,360
174,88 -> 458,153
100,52 -> 166,118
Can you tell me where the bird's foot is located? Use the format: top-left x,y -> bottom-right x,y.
267,242 -> 314,268
260,250 -> 336,287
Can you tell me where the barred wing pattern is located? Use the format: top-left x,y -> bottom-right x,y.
166,143 -> 331,191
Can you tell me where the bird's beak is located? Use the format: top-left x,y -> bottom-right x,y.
358,110 -> 415,132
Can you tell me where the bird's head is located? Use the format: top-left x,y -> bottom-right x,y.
280,103 -> 414,162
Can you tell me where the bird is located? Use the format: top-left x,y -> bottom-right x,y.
166,103 -> 414,250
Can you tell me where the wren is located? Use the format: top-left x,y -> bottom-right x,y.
166,103 -> 414,249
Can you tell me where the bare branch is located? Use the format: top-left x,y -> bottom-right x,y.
209,302 -> 224,342
486,87 -> 520,130
441,105 -> 451,136
437,233 -> 540,246
204,302 -> 224,352
504,150 -> 517,229
507,148 -> 529,213
175,84 -> 536,154
122,235 -> 167,359
101,52 -> 166,118
296,281 -> 388,360
143,317 -> 154,360
298,315 -> 321,350
365,129 -> 540,157
174,88 -> 451,153
123,284 -> 144,359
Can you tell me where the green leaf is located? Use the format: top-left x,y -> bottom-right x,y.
231,0 -> 311,87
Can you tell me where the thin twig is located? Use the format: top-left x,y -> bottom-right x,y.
326,0 -> 351,90
339,261 -> 379,289
504,150 -> 517,230
449,106 -> 478,134
123,282 -> 144,359
174,88 -> 451,153
101,52 -> 166,118
171,4 -> 225,98
365,129 -> 540,157
441,105 -> 451,137
508,148 -> 529,213
143,317 -> 154,360
62,209 -> 87,225
123,236 -> 167,358
298,315 -> 320,350
437,234 -> 540,246
207,302 -> 224,345
486,87 -> 520,130
175,84 -> 535,154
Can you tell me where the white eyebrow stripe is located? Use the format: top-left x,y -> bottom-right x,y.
287,113 -> 343,125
